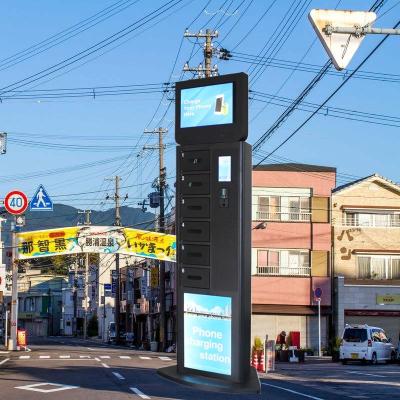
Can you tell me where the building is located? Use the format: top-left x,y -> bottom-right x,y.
332,174 -> 400,344
251,163 -> 336,350
17,270 -> 68,337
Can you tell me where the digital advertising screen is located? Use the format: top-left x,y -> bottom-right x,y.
184,293 -> 232,376
180,83 -> 233,128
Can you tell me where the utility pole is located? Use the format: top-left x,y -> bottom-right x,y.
183,29 -> 219,78
144,127 -> 167,351
106,176 -> 122,343
8,216 -> 18,350
78,210 -> 91,340
0,216 -> 7,347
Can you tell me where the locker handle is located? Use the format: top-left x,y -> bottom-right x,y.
187,275 -> 202,281
188,205 -> 202,210
187,228 -> 202,234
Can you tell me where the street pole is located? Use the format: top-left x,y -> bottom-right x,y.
183,29 -> 219,78
144,127 -> 167,351
106,176 -> 121,343
4,309 -> 8,348
8,216 -> 18,350
318,299 -> 321,357
78,210 -> 91,340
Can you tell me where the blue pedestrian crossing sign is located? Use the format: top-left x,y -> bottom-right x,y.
30,184 -> 53,211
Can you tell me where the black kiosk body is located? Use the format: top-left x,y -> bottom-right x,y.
158,73 -> 260,393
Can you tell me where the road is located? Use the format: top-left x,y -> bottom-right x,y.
0,337 -> 399,399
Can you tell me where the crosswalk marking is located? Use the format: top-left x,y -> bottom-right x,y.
130,387 -> 151,399
101,363 -> 110,369
59,355 -> 70,359
39,356 -> 50,359
19,355 -> 30,359
112,372 -> 125,380
139,356 -> 151,360
159,356 -> 172,361
79,355 -> 91,358
99,356 -> 110,359
119,355 -> 131,359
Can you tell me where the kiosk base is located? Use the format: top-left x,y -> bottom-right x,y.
157,365 -> 261,394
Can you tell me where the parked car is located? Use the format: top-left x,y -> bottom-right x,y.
397,339 -> 400,362
340,324 -> 396,364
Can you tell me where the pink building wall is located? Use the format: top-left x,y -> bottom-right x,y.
252,277 -> 331,306
251,167 -> 335,308
252,277 -> 311,305
252,170 -> 336,197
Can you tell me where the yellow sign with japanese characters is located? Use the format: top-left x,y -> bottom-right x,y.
16,226 -> 176,262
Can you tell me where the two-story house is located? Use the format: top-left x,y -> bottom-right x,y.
332,174 -> 400,344
251,163 -> 336,349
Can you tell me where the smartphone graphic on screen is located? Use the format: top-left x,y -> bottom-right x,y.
214,94 -> 224,114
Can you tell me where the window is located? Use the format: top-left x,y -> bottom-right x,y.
256,196 -> 310,221
256,249 -> 310,276
258,196 -> 279,220
357,255 -> 400,279
343,328 -> 367,343
345,211 -> 400,227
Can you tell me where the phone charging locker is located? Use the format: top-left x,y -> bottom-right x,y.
158,73 -> 260,393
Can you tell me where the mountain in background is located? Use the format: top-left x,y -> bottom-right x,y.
1,204 -> 155,247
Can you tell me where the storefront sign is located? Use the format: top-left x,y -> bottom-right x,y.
184,293 -> 232,376
16,226 -> 176,262
376,294 -> 400,305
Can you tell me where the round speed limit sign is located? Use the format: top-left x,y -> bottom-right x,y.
4,190 -> 28,215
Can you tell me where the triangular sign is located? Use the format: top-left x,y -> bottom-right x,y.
30,184 -> 53,211
309,9 -> 376,70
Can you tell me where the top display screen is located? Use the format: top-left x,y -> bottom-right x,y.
180,83 -> 233,128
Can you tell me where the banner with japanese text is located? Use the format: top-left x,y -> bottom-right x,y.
16,226 -> 176,262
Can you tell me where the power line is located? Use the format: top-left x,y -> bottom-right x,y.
0,0 -> 185,96
250,90 -> 400,129
254,18 -> 400,167
0,0 -> 141,72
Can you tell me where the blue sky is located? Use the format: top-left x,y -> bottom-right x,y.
0,0 -> 399,215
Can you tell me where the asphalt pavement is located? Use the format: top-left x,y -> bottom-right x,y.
0,337 -> 399,399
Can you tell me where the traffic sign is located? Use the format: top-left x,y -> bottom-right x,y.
30,184 -> 53,211
308,9 -> 376,70
314,287 -> 323,301
4,190 -> 28,215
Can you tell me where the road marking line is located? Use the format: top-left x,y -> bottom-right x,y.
159,356 -> 172,361
19,355 -> 30,359
87,347 -> 96,351
112,372 -> 125,380
119,355 -> 131,359
15,382 -> 79,393
348,371 -> 385,378
94,357 -> 101,361
39,356 -> 50,359
99,356 -> 110,359
262,383 -> 324,400
130,387 -> 151,399
101,363 -> 110,369
79,355 -> 91,358
0,358 -> 10,366
0,351 -> 10,354
59,355 -> 70,359
139,356 -> 151,360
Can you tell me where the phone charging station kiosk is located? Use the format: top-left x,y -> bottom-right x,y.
158,72 -> 260,393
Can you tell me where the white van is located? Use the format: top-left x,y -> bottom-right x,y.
340,324 -> 396,364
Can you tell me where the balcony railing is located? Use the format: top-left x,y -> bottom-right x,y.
256,265 -> 311,277
340,217 -> 400,228
255,211 -> 311,222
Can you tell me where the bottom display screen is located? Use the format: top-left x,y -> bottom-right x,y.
184,293 -> 232,375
